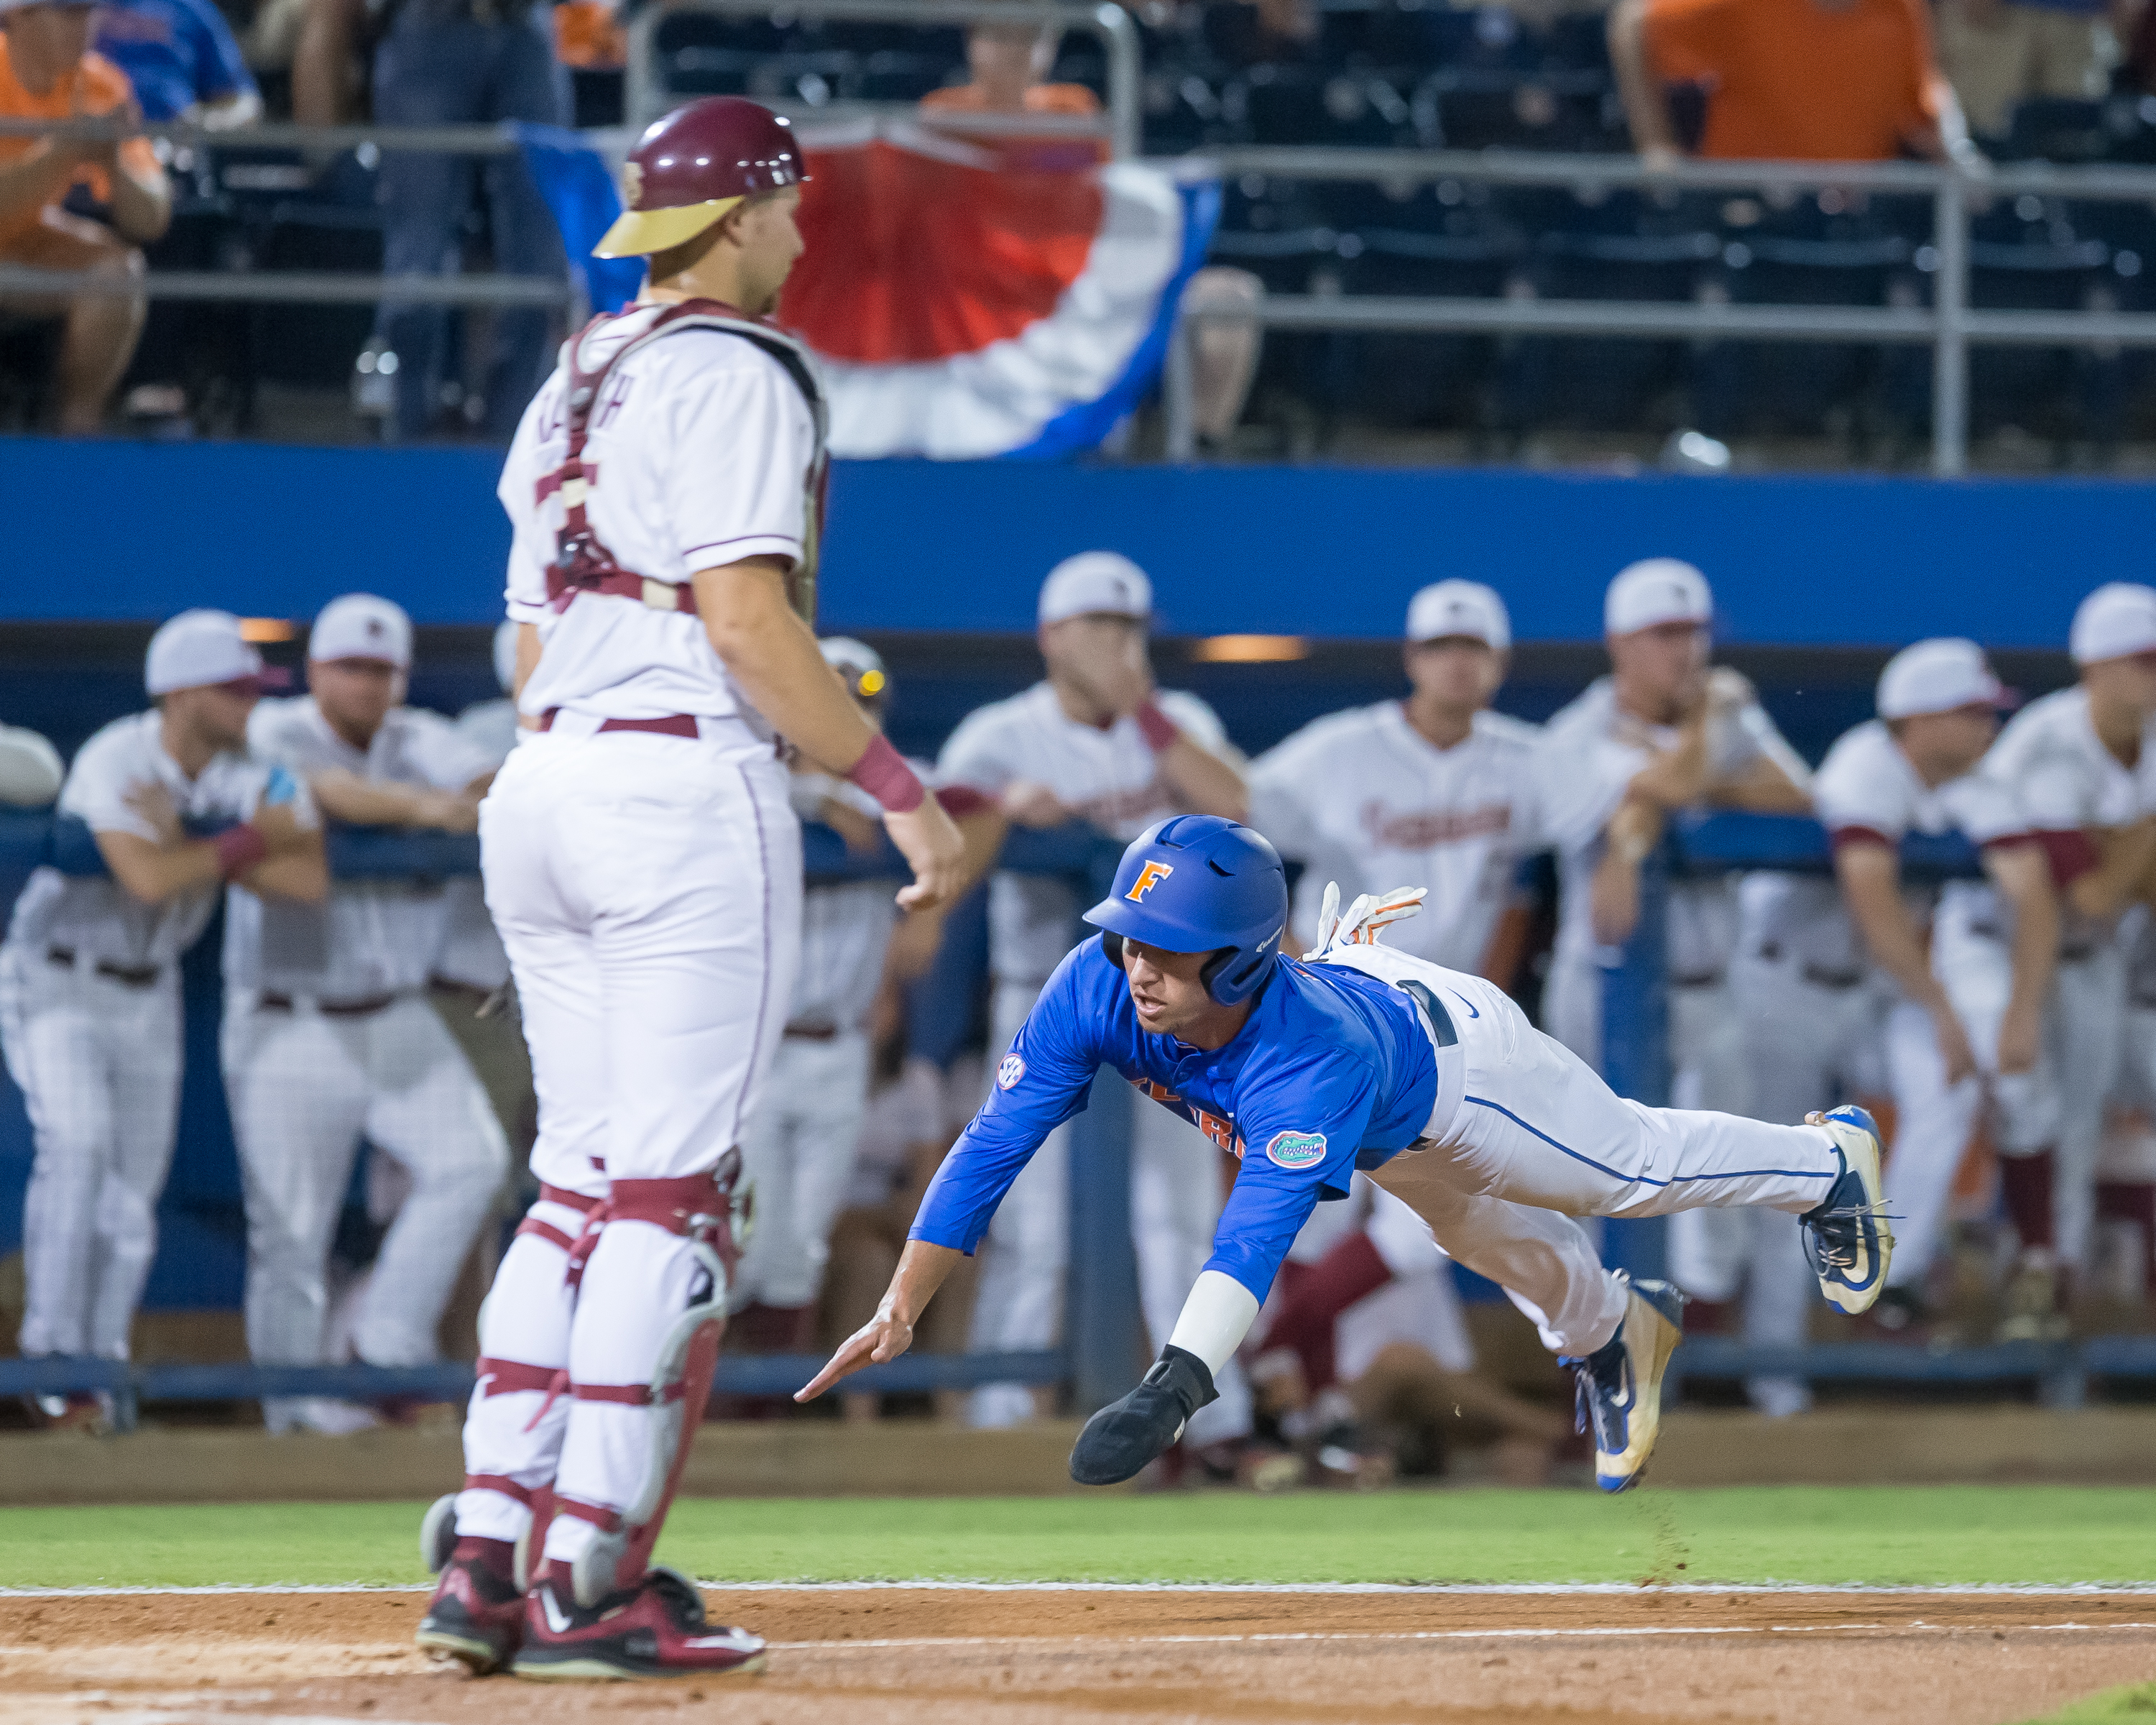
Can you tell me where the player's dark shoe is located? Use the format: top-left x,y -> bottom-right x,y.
415,1550 -> 528,1675
1560,1276 -> 1685,1494
512,1568 -> 766,1683
1802,1106 -> 1894,1315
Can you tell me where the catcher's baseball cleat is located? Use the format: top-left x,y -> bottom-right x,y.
415,1548 -> 528,1675
1560,1275 -> 1685,1494
512,1568 -> 766,1683
1802,1105 -> 1894,1316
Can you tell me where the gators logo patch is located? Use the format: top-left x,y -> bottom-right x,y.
1265,1130 -> 1327,1170
997,1054 -> 1026,1090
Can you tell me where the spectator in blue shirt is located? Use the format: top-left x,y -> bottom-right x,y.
94,0 -> 260,126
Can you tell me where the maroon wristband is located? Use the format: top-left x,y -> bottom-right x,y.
847,734 -> 926,814
1134,698 -> 1179,753
213,822 -> 270,880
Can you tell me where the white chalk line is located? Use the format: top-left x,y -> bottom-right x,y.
2,1581 -> 2155,1599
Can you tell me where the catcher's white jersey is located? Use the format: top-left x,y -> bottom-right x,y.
498,310 -> 816,732
938,681 -> 1230,984
5,711 -> 309,972
1248,703 -> 1543,972
226,699 -> 494,999
1537,677 -> 1806,982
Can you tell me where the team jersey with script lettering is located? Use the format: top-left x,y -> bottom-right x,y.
1248,704 -> 1543,970
909,937 -> 1440,1302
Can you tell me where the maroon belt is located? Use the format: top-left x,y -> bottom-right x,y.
259,991 -> 397,1018
783,1022 -> 839,1041
539,709 -> 701,740
47,946 -> 160,988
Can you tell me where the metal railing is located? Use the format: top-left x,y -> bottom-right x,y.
1164,148 -> 2156,477
625,0 -> 1141,159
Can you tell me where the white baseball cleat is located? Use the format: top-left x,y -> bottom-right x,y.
1560,1275 -> 1686,1494
1802,1105 -> 1895,1316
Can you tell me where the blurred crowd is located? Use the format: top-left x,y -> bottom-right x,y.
6,0 -> 2156,444
3,560 -> 2152,1492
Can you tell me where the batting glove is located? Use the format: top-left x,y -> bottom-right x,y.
1068,1346 -> 1219,1486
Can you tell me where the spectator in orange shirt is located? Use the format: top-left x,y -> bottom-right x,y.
0,0 -> 170,434
1608,0 -> 1983,167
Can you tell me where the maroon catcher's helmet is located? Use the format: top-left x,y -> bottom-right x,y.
593,97 -> 808,259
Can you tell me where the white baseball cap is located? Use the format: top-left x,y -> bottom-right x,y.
145,609 -> 264,696
492,620 -> 518,694
1876,638 -> 2007,720
1605,558 -> 1713,638
1038,552 -> 1152,627
1406,580 -> 1510,650
310,594 -> 413,668
820,635 -> 888,699
2070,582 -> 2156,666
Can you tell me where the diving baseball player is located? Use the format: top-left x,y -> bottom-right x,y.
416,98 -> 964,1683
1814,638 -> 2055,1332
1971,583 -> 2156,1329
802,816 -> 1892,1496
936,551 -> 1255,1450
0,611 -> 324,1423
1248,579 -> 1542,973
226,594 -> 510,1437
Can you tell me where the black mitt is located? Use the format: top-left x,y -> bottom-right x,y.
1068,1346 -> 1218,1486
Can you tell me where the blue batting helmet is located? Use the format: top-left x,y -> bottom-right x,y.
1083,816 -> 1289,1006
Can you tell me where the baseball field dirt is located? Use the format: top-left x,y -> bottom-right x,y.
0,1585 -> 2151,1724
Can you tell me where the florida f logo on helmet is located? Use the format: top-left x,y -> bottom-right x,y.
1125,860 -> 1174,902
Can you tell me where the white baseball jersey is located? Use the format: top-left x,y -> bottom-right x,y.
1248,703 -> 1543,973
1537,677 -> 1807,982
225,698 -> 494,999
938,682 -> 1230,985
4,710 -> 311,973
787,773 -> 898,1036
432,696 -> 523,992
498,308 -> 817,734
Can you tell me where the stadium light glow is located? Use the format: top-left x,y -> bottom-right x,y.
239,619 -> 296,643
1192,635 -> 1307,663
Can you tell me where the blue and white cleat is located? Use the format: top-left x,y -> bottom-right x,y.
1561,1275 -> 1685,1494
1802,1105 -> 1894,1315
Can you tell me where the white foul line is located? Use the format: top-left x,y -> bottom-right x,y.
1,1581 -> 2154,1600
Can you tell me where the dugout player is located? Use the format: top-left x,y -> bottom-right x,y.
226,594 -> 509,1437
803,816 -> 1894,1496
935,551 -> 1256,1450
1248,580 -> 1542,975
416,98 -> 964,1683
1,611 -> 324,1425
1814,638 -> 2055,1332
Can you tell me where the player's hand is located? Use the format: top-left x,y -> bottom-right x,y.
1995,1000 -> 2042,1076
254,800 -> 309,853
818,796 -> 885,857
886,795 -> 964,912
124,781 -> 184,848
415,788 -> 482,834
1932,1011 -> 1980,1087
1000,780 -> 1075,829
795,1303 -> 914,1402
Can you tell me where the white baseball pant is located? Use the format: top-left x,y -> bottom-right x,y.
459,726 -> 800,1564
967,974 -> 1255,1441
2052,944 -> 2127,1269
734,1030 -> 872,1310
0,952 -> 182,1361
224,992 -> 507,1379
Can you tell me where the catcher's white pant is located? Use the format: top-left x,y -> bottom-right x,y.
734,1030 -> 871,1310
0,952 -> 182,1361
460,727 -> 800,1563
223,992 -> 507,1371
967,975 -> 1254,1443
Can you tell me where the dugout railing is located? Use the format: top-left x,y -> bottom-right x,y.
1,806 -> 2152,1428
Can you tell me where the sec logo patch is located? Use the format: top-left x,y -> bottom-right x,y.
997,1054 -> 1026,1090
1266,1130 -> 1327,1170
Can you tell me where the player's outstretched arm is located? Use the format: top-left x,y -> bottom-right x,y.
794,1239 -> 963,1401
696,556 -> 965,908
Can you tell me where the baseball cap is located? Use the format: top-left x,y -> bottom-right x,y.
1876,638 -> 2007,720
2070,582 -> 2156,666
1406,580 -> 1510,650
145,610 -> 264,697
820,635 -> 888,700
1038,552 -> 1152,627
310,594 -> 413,669
492,620 -> 518,694
1605,558 -> 1713,638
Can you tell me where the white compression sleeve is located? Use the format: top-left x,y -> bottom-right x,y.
1164,1269 -> 1261,1377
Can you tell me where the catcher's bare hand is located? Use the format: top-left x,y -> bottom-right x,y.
796,1307 -> 914,1402
886,795 -> 964,912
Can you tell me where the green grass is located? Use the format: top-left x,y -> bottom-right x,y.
2019,1685 -> 2156,1723
3,1487 -> 2154,1591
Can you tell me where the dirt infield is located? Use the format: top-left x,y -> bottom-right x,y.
0,1587 -> 2150,1725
